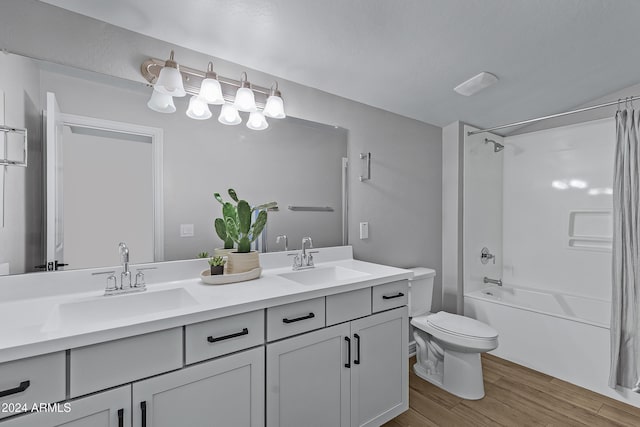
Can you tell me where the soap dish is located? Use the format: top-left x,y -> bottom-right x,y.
200,267 -> 262,285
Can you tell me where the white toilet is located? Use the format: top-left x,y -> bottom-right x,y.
408,268 -> 498,400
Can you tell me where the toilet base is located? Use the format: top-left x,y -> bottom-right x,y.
413,349 -> 486,400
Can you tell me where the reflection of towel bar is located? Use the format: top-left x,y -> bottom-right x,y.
0,125 -> 28,167
288,206 -> 334,212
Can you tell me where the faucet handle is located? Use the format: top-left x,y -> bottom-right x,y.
134,271 -> 146,288
106,274 -> 118,291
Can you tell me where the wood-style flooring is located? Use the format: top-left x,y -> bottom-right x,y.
383,354 -> 640,427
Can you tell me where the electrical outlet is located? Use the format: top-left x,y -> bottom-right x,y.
180,224 -> 194,237
359,222 -> 369,239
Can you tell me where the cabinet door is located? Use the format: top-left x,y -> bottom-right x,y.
350,306 -> 408,427
266,323 -> 351,427
1,386 -> 130,427
132,347 -> 264,427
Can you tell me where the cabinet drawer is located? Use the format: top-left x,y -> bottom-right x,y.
372,280 -> 409,313
70,327 -> 182,398
185,310 -> 264,365
326,288 -> 371,326
267,297 -> 325,341
0,352 -> 66,420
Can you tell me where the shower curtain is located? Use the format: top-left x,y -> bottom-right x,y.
610,108 -> 640,391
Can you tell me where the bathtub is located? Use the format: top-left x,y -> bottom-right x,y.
465,285 -> 640,408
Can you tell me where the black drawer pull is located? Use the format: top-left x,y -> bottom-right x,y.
0,380 -> 30,398
283,312 -> 315,324
141,401 -> 147,427
344,336 -> 351,368
382,292 -> 405,300
354,333 -> 361,365
207,328 -> 249,343
117,408 -> 124,427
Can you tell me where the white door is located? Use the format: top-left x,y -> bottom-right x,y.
350,307 -> 408,427
266,323 -> 351,427
133,347 -> 264,427
1,386 -> 130,427
45,92 -> 65,271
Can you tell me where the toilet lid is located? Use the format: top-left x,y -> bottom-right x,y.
416,311 -> 498,339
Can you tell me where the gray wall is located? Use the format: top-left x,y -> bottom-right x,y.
0,0 -> 443,289
0,53 -> 43,274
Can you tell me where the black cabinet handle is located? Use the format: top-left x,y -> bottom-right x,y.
0,380 -> 30,398
141,401 -> 147,427
117,409 -> 124,427
382,292 -> 405,300
344,336 -> 351,368
207,328 -> 249,343
283,312 -> 315,324
354,334 -> 361,365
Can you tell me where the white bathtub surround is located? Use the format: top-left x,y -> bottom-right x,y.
465,285 -> 640,407
610,107 -> 640,391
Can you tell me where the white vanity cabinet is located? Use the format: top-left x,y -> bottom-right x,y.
1,386 -> 131,427
266,286 -> 408,427
132,347 -> 264,427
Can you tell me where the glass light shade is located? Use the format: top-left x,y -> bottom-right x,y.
155,66 -> 186,97
147,89 -> 176,113
233,87 -> 257,112
218,103 -> 242,125
186,96 -> 212,120
246,111 -> 269,131
198,78 -> 224,105
263,95 -> 286,119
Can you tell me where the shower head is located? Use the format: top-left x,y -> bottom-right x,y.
484,138 -> 504,153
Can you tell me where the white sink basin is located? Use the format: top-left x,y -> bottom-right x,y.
278,265 -> 370,286
42,288 -> 198,332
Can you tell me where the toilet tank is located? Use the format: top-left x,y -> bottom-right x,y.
408,267 -> 436,317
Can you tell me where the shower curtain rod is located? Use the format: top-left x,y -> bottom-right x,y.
467,94 -> 640,136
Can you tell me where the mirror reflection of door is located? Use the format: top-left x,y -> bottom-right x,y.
45,92 -> 161,270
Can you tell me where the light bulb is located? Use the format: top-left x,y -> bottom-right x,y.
147,89 -> 176,113
199,78 -> 224,105
154,51 -> 186,97
247,111 -> 269,131
186,96 -> 212,120
264,95 -> 286,119
218,103 -> 241,125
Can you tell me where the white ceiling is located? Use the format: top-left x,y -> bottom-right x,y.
41,0 -> 640,129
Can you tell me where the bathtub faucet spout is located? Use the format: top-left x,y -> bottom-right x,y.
483,276 -> 502,286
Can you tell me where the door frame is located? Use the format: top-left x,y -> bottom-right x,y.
52,111 -> 164,263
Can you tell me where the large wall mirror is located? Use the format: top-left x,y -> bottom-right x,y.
0,52 -> 348,275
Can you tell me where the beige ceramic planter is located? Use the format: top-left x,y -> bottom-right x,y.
213,248 -> 235,258
226,251 -> 260,274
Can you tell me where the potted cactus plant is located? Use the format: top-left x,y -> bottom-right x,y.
214,188 -> 277,274
208,256 -> 225,275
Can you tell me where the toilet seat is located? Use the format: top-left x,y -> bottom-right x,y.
411,311 -> 498,352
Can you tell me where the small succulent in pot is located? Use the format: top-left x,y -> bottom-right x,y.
197,251 -> 210,259
208,256 -> 226,275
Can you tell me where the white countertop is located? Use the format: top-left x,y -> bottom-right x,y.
0,247 -> 412,363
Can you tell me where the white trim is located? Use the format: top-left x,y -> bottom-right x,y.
58,113 -> 164,262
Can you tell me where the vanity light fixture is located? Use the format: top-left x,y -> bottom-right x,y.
263,82 -> 286,119
147,89 -> 176,113
218,103 -> 242,125
154,50 -> 186,97
142,51 -> 285,130
233,72 -> 258,112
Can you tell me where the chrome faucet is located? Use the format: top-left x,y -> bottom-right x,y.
104,243 -> 147,296
276,235 -> 288,251
483,276 -> 502,287
288,236 -> 318,270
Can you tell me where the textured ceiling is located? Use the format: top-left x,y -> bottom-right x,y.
41,0 -> 640,129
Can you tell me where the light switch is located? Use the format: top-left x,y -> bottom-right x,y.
359,222 -> 369,239
180,224 -> 194,237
